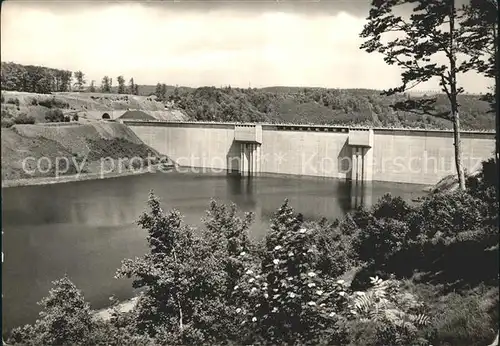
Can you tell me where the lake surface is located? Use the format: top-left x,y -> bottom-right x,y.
1,171 -> 427,333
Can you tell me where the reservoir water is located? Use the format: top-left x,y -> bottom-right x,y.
2,171 -> 427,333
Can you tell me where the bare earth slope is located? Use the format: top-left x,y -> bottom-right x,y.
13,122 -> 144,157
1,127 -> 77,180
1,123 -> 170,183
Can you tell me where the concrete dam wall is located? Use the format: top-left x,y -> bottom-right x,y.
125,121 -> 495,185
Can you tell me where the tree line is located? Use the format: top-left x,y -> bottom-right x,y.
1,62 -> 74,94
94,75 -> 140,95
0,62 -> 143,96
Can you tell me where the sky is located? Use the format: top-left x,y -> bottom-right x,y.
0,0 -> 492,93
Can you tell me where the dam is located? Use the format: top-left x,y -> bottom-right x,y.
123,120 -> 495,185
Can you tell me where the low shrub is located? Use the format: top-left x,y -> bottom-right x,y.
409,191 -> 489,241
1,107 -> 14,119
38,99 -> 52,108
13,113 -> 35,125
371,194 -> 415,221
467,158 -> 498,225
6,98 -> 19,106
426,290 -> 498,346
38,97 -> 69,109
306,221 -> 353,278
347,276 -> 433,346
341,158 -> 499,288
354,217 -> 410,265
1,118 -> 15,128
340,207 -> 372,236
45,108 -> 65,122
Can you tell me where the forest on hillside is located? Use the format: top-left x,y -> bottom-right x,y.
1,62 -> 73,94
165,86 -> 495,130
1,61 -> 495,130
0,62 -> 140,95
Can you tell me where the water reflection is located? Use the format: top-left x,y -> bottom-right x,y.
349,180 -> 373,210
226,175 -> 257,210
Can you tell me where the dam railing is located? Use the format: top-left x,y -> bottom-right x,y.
120,119 -> 495,135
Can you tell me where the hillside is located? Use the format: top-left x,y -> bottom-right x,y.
1,122 -> 171,182
0,90 -> 189,124
1,60 -> 494,129
165,86 -> 495,129
113,83 -> 495,129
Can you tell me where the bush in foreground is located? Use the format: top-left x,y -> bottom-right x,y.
7,162 -> 498,346
232,200 -> 351,345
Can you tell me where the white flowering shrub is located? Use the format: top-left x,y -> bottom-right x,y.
232,200 -> 350,344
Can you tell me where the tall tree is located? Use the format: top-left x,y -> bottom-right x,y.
154,83 -> 163,101
116,193 -> 227,343
171,86 -> 181,103
360,0 -> 472,190
73,71 -> 86,91
89,80 -> 96,92
59,70 -> 72,92
161,83 -> 167,101
460,0 -> 497,80
101,76 -> 111,93
129,77 -> 136,95
134,83 -> 140,95
117,75 -> 126,94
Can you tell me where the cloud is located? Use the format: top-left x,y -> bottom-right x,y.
0,1 -> 492,92
2,0 -> 374,17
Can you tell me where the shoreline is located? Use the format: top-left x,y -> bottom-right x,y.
94,297 -> 139,321
1,164 -> 174,188
2,167 -> 435,191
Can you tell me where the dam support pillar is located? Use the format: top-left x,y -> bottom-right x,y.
239,143 -> 261,176
235,124 -> 263,177
348,129 -> 374,182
